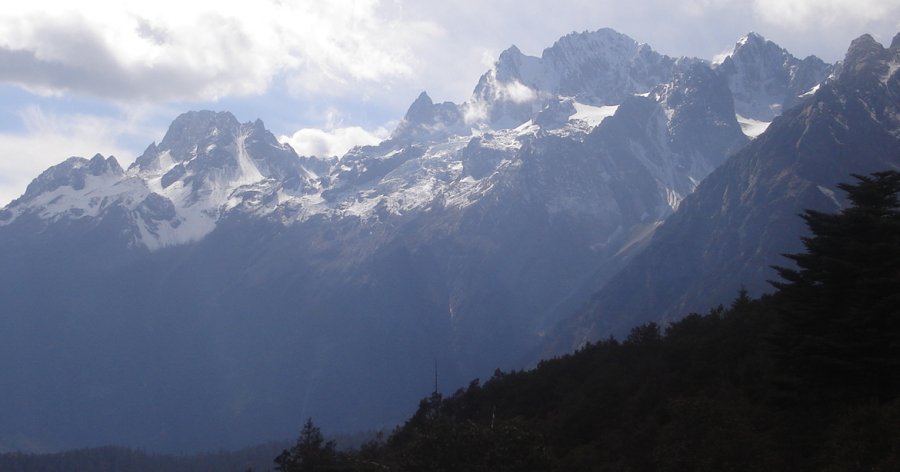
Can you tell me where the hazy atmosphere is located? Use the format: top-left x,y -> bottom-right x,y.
0,0 -> 897,205
1,1 -> 899,470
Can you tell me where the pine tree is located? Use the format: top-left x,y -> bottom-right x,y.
771,171 -> 900,403
275,418 -> 337,472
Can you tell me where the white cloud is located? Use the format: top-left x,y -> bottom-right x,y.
712,43 -> 738,65
0,0 -> 441,102
673,0 -> 898,28
500,81 -> 539,104
1,0 -> 895,108
678,0 -> 738,17
462,100 -> 489,125
751,0 -> 899,29
281,126 -> 390,159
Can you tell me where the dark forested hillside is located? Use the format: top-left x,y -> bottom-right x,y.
277,296 -> 898,471
270,171 -> 900,472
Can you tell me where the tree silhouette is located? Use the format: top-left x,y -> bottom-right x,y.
771,170 -> 900,402
275,418 -> 337,472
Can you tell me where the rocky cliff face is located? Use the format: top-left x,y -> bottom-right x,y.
470,28 -> 677,127
717,32 -> 832,121
555,33 -> 900,349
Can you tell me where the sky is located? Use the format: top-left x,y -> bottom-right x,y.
0,0 -> 898,206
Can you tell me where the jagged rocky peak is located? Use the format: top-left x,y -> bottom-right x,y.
833,33 -> 900,108
159,110 -> 242,158
841,33 -> 897,74
533,97 -> 577,128
130,109 -> 309,190
846,33 -> 884,59
403,91 -> 437,124
15,154 -> 123,204
663,60 -> 739,121
729,32 -> 777,56
717,32 -> 831,121
542,28 -> 675,104
472,44 -> 544,124
659,61 -> 747,166
131,110 -> 241,173
724,32 -> 826,71
544,28 -> 643,66
88,152 -> 124,175
493,45 -> 542,84
469,28 -> 676,129
391,91 -> 465,142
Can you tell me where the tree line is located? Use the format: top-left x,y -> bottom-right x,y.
275,170 -> 900,471
3,170 -> 897,471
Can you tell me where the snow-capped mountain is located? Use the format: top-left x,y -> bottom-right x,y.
554,33 -> 900,347
0,28 -> 838,453
716,32 -> 832,129
470,28 -> 676,127
0,30 -> 827,255
1,111 -> 319,250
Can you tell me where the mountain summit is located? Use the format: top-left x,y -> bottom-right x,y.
716,32 -> 832,121
470,28 -> 676,127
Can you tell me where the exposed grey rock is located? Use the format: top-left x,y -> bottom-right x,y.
717,32 -> 832,121
555,33 -> 900,349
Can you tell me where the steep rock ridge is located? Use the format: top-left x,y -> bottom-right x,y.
2,111 -> 319,249
716,32 -> 832,123
16,153 -> 124,203
0,154 -> 154,245
656,60 -> 748,188
390,91 -> 467,144
3,29 -> 815,250
470,28 -> 676,127
557,33 -> 900,348
544,29 -> 675,102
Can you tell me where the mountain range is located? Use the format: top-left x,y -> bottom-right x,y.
0,28 -> 896,453
554,32 -> 900,347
